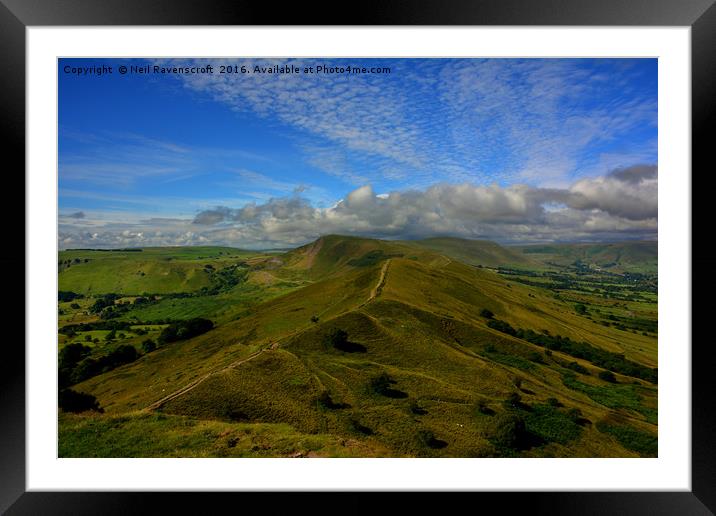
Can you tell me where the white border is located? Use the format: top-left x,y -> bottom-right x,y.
27,27 -> 691,491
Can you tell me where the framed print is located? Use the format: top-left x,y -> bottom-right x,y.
3,0 -> 715,513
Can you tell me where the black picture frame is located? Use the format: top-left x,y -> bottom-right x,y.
3,0 -> 714,513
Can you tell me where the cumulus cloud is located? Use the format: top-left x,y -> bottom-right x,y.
64,211 -> 85,219
567,164 -> 657,220
59,165 -> 657,249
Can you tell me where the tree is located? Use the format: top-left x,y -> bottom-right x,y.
370,373 -> 391,395
142,339 -> 157,353
598,370 -> 617,383
158,318 -> 214,344
567,361 -> 589,375
480,308 -> 495,319
528,351 -> 544,363
59,389 -> 103,413
59,343 -> 91,371
58,291 -> 83,302
70,358 -> 99,384
323,329 -> 348,349
109,345 -> 139,365
567,408 -> 583,423
503,392 -> 523,410
490,412 -> 528,449
575,303 -> 588,315
89,294 -> 118,314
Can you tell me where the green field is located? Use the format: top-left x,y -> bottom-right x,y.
512,241 -> 658,274
59,247 -> 263,295
58,236 -> 658,458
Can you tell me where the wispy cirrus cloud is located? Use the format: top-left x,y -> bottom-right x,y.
164,58 -> 656,189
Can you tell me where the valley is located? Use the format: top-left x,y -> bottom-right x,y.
58,236 -> 658,458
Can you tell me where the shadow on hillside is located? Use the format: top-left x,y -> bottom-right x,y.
349,419 -> 374,435
334,340 -> 367,353
317,392 -> 351,410
382,388 -> 408,399
371,373 -> 409,399
426,436 -> 448,449
410,402 -> 428,415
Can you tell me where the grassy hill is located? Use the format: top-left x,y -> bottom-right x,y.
513,241 -> 657,273
404,237 -> 537,268
59,246 -> 262,295
59,236 -> 658,458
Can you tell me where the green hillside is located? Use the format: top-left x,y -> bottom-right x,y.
58,246 -> 261,295
514,241 -> 657,273
59,236 -> 658,458
405,237 -> 537,268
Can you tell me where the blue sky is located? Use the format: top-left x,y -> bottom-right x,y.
59,58 -> 657,248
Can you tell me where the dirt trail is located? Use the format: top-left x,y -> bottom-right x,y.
370,259 -> 390,301
145,348 -> 266,411
145,257 -> 392,412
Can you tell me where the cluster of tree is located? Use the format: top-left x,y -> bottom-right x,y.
58,258 -> 90,270
497,267 -> 657,295
85,294 -> 164,320
88,293 -> 120,314
197,264 -> 249,295
486,318 -> 658,384
59,320 -> 133,336
67,248 -> 142,252
58,291 -> 84,302
601,313 -> 657,334
158,318 -> 214,344
59,342 -> 140,388
59,342 -> 91,387
132,296 -> 158,306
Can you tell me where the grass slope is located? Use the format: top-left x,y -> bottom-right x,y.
514,241 -> 657,273
59,247 -> 261,295
60,236 -> 657,458
405,237 -> 536,268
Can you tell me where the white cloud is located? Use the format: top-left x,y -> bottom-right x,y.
568,165 -> 657,220
59,165 -> 657,249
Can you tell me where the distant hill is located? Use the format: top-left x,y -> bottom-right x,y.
404,237 -> 537,268
513,241 -> 657,273
66,235 -> 657,458
280,235 -> 444,279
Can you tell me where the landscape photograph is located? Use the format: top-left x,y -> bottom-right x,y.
58,57 -> 658,458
